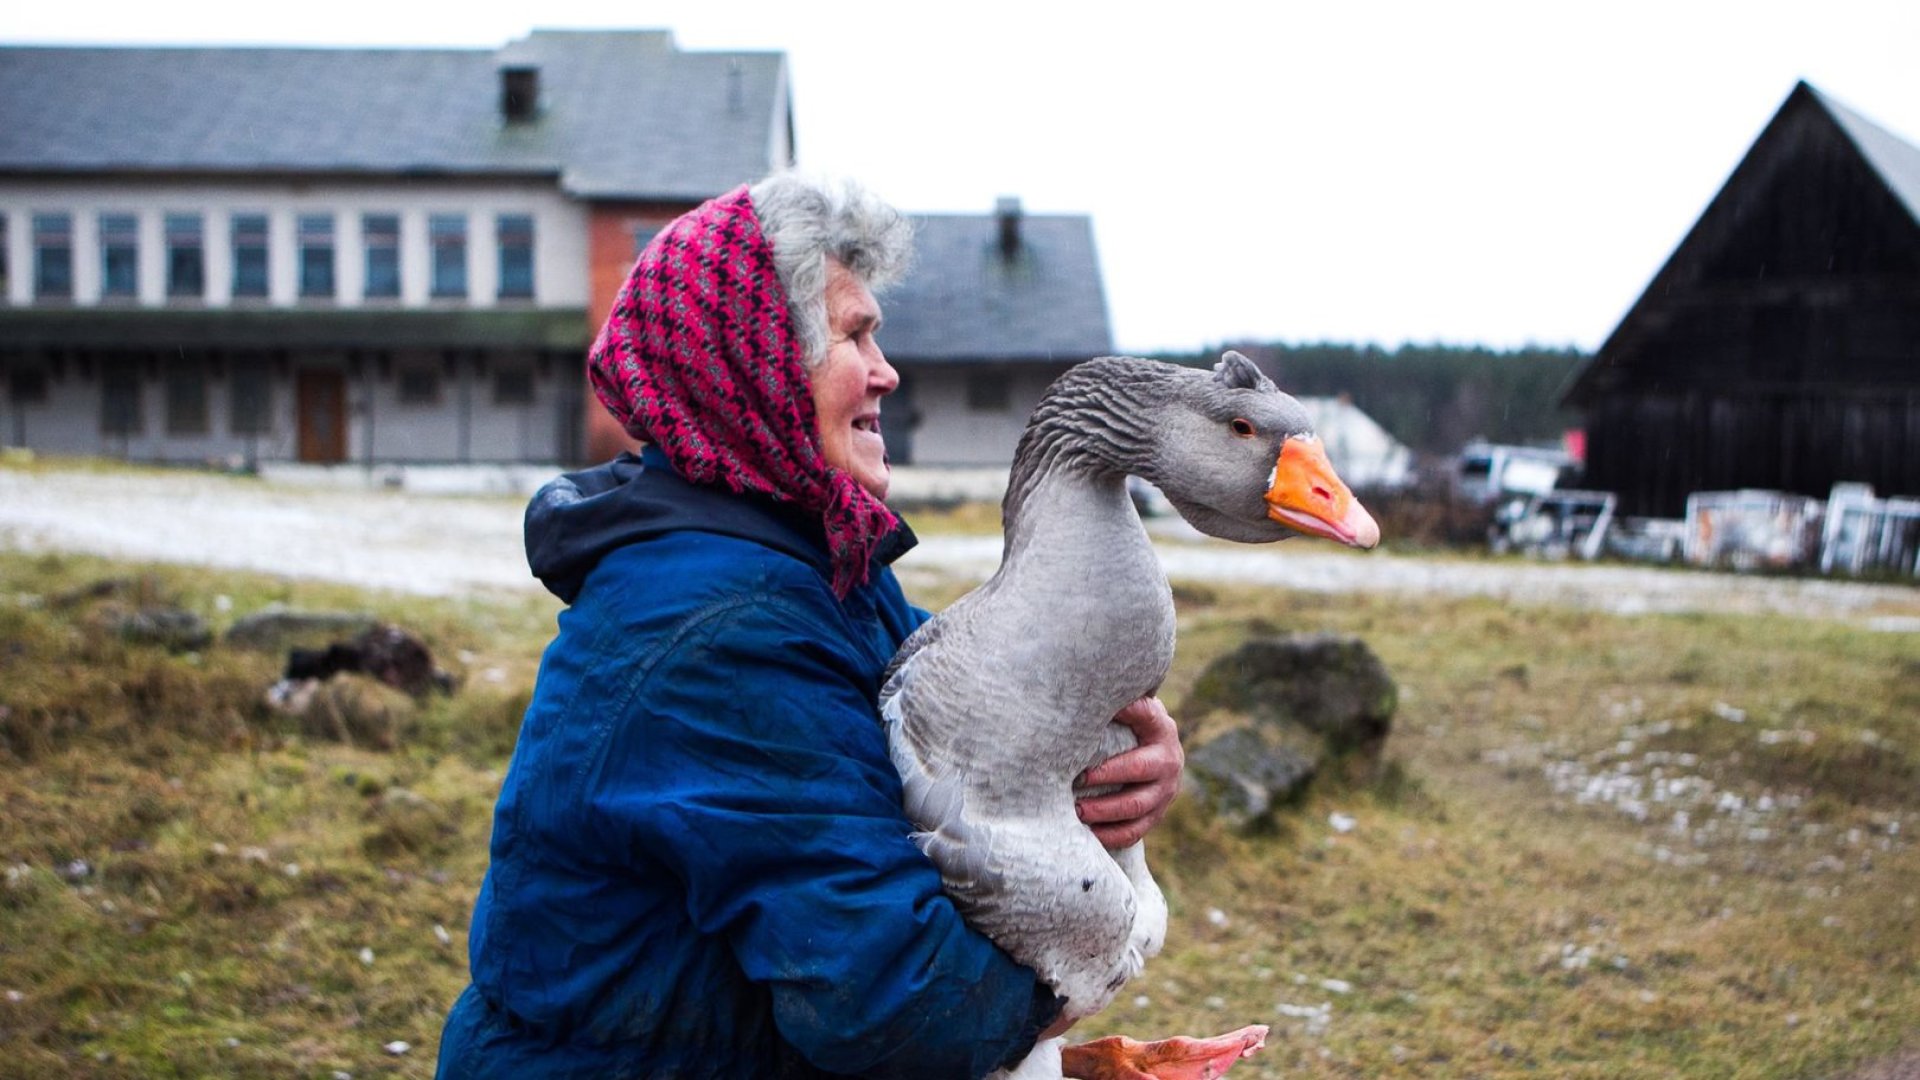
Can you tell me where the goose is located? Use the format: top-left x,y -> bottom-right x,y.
879,351 -> 1379,1079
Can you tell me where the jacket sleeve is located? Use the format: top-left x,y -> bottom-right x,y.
588,586 -> 1057,1079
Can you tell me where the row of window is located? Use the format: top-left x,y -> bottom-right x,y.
0,211 -> 535,303
4,362 -> 278,438
5,361 -> 540,435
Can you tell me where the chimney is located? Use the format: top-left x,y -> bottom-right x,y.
501,66 -> 540,123
995,196 -> 1023,259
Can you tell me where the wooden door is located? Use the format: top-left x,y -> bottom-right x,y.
296,369 -> 347,463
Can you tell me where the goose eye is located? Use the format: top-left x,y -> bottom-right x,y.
1230,418 -> 1257,438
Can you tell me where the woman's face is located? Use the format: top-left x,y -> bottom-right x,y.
810,260 -> 899,499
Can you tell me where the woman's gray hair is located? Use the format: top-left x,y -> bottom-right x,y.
749,172 -> 914,368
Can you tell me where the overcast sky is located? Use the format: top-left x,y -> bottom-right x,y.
10,1 -> 1920,354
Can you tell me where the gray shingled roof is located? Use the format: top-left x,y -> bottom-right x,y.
1812,83 -> 1920,224
880,211 -> 1113,362
0,30 -> 789,199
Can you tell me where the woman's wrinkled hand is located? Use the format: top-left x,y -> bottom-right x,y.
1075,696 -> 1183,850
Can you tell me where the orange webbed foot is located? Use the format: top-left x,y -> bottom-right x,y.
1059,1024 -> 1269,1080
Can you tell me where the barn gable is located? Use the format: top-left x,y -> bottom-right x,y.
1563,82 -> 1920,517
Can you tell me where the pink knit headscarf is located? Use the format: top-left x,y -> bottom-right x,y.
587,186 -> 900,598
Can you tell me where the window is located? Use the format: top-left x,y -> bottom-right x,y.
297,214 -> 335,299
9,367 -> 50,405
231,213 -> 269,299
100,213 -> 139,299
494,366 -> 535,405
966,370 -> 1011,412
631,224 -> 661,259
165,213 -> 204,299
497,214 -> 534,299
229,359 -> 271,435
101,359 -> 143,436
430,214 -> 467,298
33,213 -> 73,300
398,365 -> 441,405
165,359 -> 209,435
501,67 -> 539,121
363,213 -> 400,299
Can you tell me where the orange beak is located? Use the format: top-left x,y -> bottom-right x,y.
1264,436 -> 1381,549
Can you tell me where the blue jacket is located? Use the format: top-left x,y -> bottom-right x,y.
437,449 -> 1059,1078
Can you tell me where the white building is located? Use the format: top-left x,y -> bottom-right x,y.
0,32 -> 793,466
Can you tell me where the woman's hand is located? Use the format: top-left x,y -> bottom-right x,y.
1075,696 -> 1184,850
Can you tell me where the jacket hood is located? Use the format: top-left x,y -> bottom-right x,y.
526,448 -> 915,605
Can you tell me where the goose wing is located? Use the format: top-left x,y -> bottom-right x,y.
879,611 -> 1008,914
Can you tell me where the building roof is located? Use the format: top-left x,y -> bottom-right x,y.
1563,80 -> 1920,406
0,307 -> 589,350
1814,83 -> 1920,224
0,30 -> 790,200
880,206 -> 1114,362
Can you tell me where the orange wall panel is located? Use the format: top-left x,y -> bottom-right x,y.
580,201 -> 694,462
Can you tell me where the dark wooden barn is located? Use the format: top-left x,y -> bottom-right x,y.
1562,81 -> 1920,518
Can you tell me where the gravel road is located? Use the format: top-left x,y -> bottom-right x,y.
3,466 -> 1917,626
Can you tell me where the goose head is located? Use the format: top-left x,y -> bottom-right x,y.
1143,351 -> 1380,549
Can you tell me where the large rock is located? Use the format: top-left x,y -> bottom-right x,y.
1180,634 -> 1397,825
115,606 -> 213,653
224,606 -> 378,652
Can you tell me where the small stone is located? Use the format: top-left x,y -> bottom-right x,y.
434,924 -> 452,947
1132,995 -> 1151,1009
1320,978 -> 1353,994
383,1040 -> 411,1056
282,863 -> 301,878
359,947 -> 376,967
5,990 -> 24,1003
224,1037 -> 241,1048
1206,907 -> 1229,928
1329,812 -> 1357,834
116,606 -> 213,653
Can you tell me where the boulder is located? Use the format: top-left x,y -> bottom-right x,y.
224,606 -> 379,652
1180,634 -> 1397,825
115,606 -> 213,653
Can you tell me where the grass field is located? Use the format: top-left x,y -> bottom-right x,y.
1,547 -> 1915,1078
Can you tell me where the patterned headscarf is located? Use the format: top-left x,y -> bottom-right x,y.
588,185 -> 900,598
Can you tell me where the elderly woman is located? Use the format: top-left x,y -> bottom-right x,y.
435,174 -> 1183,1078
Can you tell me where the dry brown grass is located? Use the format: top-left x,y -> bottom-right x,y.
0,549 -> 1915,1078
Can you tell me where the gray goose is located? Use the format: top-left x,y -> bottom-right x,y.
880,352 -> 1379,1079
